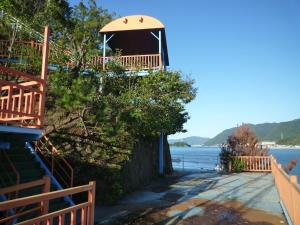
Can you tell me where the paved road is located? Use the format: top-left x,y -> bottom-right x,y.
95,172 -> 287,225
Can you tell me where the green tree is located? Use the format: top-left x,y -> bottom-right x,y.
1,0 -> 197,204
56,0 -> 114,73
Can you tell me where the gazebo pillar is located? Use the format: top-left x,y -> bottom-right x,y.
102,34 -> 106,70
158,30 -> 162,69
159,132 -> 164,175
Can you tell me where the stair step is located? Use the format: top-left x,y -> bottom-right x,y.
0,142 -> 70,223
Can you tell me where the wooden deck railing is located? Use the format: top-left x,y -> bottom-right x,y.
0,40 -> 43,59
35,136 -> 74,188
0,176 -> 51,224
0,66 -> 45,128
91,54 -> 162,71
0,26 -> 49,128
231,156 -> 272,172
0,180 -> 96,225
271,156 -> 300,225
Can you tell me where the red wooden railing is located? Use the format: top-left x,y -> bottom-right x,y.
271,156 -> 300,225
91,54 -> 162,71
0,26 -> 49,128
0,40 -> 43,59
35,136 -> 74,188
0,176 -> 51,224
231,156 -> 272,172
0,180 -> 96,225
0,66 -> 45,128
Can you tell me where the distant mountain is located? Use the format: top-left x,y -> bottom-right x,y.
204,119 -> 300,146
169,136 -> 210,146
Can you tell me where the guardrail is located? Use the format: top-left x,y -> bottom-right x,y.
0,180 -> 96,225
171,154 -> 219,171
0,26 -> 49,128
34,136 -> 74,188
231,156 -> 272,172
0,66 -> 45,128
0,40 -> 43,59
271,156 -> 300,225
0,176 -> 51,224
91,54 -> 162,71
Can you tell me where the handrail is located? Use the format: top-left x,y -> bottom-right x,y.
0,79 -> 43,127
0,66 -> 44,83
0,40 -> 43,60
0,181 -> 96,225
102,53 -> 162,58
271,156 -> 300,225
231,156 -> 272,172
0,26 -> 50,128
0,176 -> 49,196
91,53 -> 162,71
1,150 -> 20,198
34,136 -> 74,188
0,176 -> 51,224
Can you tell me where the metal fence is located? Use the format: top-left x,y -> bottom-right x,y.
171,154 -> 220,171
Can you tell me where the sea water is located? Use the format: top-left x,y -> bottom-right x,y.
170,147 -> 300,178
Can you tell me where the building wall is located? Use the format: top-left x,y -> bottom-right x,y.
121,135 -> 173,193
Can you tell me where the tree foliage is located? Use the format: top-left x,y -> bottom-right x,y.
1,0 -> 196,204
219,125 -> 268,172
227,125 -> 268,156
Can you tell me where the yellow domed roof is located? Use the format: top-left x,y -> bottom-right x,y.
100,15 -> 165,33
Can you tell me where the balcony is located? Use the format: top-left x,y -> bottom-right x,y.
0,66 -> 45,128
0,27 -> 49,138
99,15 -> 169,73
91,54 -> 163,71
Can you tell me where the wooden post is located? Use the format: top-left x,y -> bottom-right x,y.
87,181 -> 96,225
7,85 -> 12,118
41,176 -> 50,215
228,160 -> 232,173
51,147 -> 54,174
290,176 -> 297,224
159,132 -> 164,175
38,26 -> 50,127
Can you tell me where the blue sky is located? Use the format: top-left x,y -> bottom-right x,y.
71,0 -> 300,138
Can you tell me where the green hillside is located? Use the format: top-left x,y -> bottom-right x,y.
277,133 -> 300,146
205,119 -> 300,146
170,142 -> 191,147
169,136 -> 210,146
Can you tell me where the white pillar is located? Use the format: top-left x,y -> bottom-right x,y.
158,30 -> 162,69
103,34 -> 106,70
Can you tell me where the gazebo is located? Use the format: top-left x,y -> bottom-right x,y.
94,15 -> 169,72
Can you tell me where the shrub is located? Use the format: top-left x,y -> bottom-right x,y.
219,125 -> 268,172
219,145 -> 233,172
231,159 -> 246,172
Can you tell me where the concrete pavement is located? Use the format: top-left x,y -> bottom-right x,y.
95,172 -> 287,225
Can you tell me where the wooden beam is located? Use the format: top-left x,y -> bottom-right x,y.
0,66 -> 44,83
38,26 -> 50,127
0,183 -> 94,210
0,177 -> 46,195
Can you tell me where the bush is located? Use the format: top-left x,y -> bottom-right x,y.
219,145 -> 233,172
231,159 -> 246,172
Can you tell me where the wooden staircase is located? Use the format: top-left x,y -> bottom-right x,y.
0,24 -> 96,225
